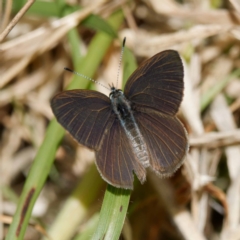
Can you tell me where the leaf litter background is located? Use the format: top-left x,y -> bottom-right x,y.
1,0 -> 240,239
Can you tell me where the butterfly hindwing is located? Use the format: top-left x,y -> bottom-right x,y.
135,110 -> 188,176
51,90 -> 114,151
95,119 -> 146,189
124,50 -> 184,116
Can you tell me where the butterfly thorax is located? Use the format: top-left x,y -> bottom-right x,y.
109,88 -> 150,167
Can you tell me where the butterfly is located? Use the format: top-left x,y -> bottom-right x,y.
51,49 -> 188,189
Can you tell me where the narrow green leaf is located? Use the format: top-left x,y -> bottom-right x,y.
73,214 -> 99,240
92,186 -> 131,240
12,0 -> 61,17
82,14 -> 118,38
43,165 -> 104,240
92,44 -> 138,240
6,10 -> 124,240
200,68 -> 240,111
122,46 -> 138,86
12,1 -> 117,38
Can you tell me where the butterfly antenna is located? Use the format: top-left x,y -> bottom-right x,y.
116,37 -> 126,89
64,68 -> 110,91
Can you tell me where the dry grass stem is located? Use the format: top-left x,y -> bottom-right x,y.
229,0 -> 240,13
122,24 -> 232,57
0,0 -> 107,88
1,1 -> 240,239
149,0 -> 240,25
0,0 -> 35,42
0,0 -> 12,32
190,129 -> 240,148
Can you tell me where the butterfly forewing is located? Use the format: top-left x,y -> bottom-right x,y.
96,119 -> 146,189
124,50 -> 184,116
136,110 -> 188,176
51,90 -> 114,150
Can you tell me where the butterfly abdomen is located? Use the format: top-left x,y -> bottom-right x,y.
110,89 -> 150,168
123,117 -> 149,167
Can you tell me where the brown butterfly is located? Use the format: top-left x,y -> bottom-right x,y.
51,49 -> 188,189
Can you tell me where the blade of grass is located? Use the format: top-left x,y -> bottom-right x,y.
12,0 -> 60,17
6,119 -> 65,240
43,165 -> 104,240
82,14 -> 117,38
93,185 -> 131,240
67,27 -> 84,69
92,45 -> 138,240
6,10 -> 124,240
200,68 -> 240,111
73,214 -> 100,240
122,46 -> 138,86
13,1 -> 117,38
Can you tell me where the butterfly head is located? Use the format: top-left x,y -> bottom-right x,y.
109,86 -> 123,100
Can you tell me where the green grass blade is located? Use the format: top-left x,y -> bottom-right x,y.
6,10 -> 124,240
122,46 -> 138,86
200,68 -> 240,111
92,186 -> 131,240
82,14 -> 117,38
43,165 -> 104,240
13,1 -> 117,38
92,45 -> 138,240
6,119 -> 64,240
73,214 -> 100,240
12,0 -> 60,17
67,27 -> 84,69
